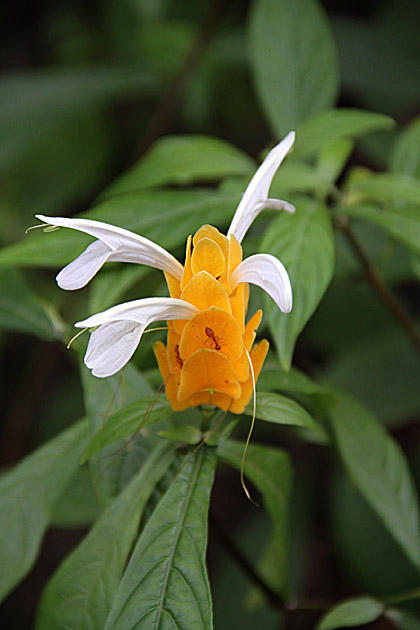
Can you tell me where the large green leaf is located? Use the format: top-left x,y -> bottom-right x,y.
329,393 -> 420,571
249,0 -> 339,136
244,391 -> 320,437
81,363 -> 156,503
35,441 -> 176,630
330,469 -> 420,598
0,68 -> 156,171
317,597 -> 384,630
103,135 -> 255,197
0,189 -> 239,269
261,199 -> 335,369
104,447 -> 216,630
49,465 -> 100,528
324,329 -> 420,427
270,161 -> 327,196
258,363 -> 330,397
0,419 -> 88,602
390,115 -> 420,179
345,172 -> 420,207
0,269 -> 58,340
293,109 -> 394,160
342,205 -> 420,256
81,396 -> 172,462
218,439 -> 292,596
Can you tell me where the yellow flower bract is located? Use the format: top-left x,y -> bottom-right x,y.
154,225 -> 269,414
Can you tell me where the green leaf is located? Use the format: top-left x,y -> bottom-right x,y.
159,425 -> 202,445
330,468 -> 420,599
270,161 -> 328,196
0,68 -> 156,171
390,115 -> 420,179
293,109 -> 394,160
49,465 -> 100,528
81,396 -> 172,463
249,0 -> 339,136
258,363 -> 330,397
345,172 -> 420,207
324,329 -> 420,427
81,363 -> 157,503
88,265 -> 149,313
103,135 -> 255,197
0,269 -> 57,340
218,439 -> 292,595
104,448 -> 216,630
244,391 -> 320,437
317,597 -> 384,630
342,205 -> 420,256
261,199 -> 334,369
0,189 -> 239,269
0,419 -> 88,602
316,138 -> 354,187
35,441 -> 176,630
329,393 -> 420,571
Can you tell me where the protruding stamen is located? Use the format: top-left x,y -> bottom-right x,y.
67,327 -> 88,349
25,223 -> 53,234
143,326 -> 169,334
241,349 -> 259,506
43,225 -> 61,232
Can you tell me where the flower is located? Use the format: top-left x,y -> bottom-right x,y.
36,131 -> 295,414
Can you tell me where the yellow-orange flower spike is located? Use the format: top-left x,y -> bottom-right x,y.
42,132 -> 294,385
153,225 -> 270,414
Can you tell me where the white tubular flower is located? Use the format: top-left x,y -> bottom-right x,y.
230,252 -> 293,313
35,215 -> 184,290
227,131 -> 295,243
75,298 -> 199,378
36,131 -> 296,392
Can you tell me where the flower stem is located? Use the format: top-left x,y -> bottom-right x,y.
336,214 -> 420,359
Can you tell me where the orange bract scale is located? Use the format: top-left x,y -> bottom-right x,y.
178,349 -> 241,401
179,307 -> 243,362
243,309 -> 263,350
175,270 -> 231,335
232,350 -> 250,382
153,224 -> 269,414
180,234 -> 193,291
164,271 -> 181,299
190,237 -> 225,278
229,340 -> 269,414
181,271 -> 231,312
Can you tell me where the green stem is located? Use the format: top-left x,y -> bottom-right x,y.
336,214 -> 420,359
383,587 -> 420,606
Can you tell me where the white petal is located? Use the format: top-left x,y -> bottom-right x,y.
57,241 -> 112,290
36,214 -> 183,280
77,297 -> 199,377
227,132 -> 295,243
253,198 -> 296,215
84,321 -> 143,378
230,253 -> 292,313
75,297 -> 199,329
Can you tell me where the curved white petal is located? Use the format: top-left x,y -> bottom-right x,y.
227,132 -> 295,243
84,322 -> 143,378
253,198 -> 296,215
57,241 -> 112,290
76,297 -> 199,377
36,214 -> 184,283
230,253 -> 292,313
75,297 -> 199,329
